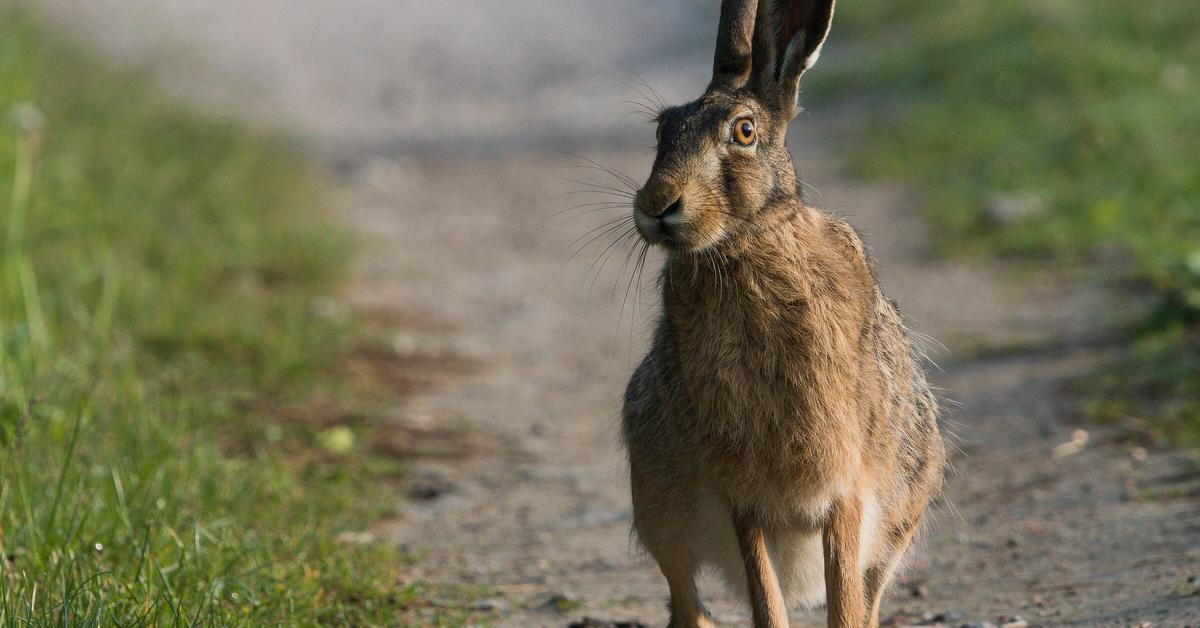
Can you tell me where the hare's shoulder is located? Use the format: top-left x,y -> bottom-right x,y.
622,327 -> 680,434
818,213 -> 874,273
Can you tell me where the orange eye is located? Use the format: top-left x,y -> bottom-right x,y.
732,118 -> 756,145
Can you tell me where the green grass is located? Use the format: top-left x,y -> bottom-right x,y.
817,0 -> 1200,443
0,13 -> 435,624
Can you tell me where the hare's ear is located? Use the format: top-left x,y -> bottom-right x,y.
750,0 -> 836,119
709,0 -> 759,89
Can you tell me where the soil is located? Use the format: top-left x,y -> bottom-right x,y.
36,1 -> 1200,625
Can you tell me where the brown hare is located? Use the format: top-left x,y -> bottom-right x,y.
620,0 -> 945,626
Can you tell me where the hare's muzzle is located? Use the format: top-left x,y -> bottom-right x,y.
634,186 -> 684,246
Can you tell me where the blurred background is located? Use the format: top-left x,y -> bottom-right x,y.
2,0 -> 1198,625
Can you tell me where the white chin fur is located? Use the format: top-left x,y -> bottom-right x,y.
634,209 -> 664,243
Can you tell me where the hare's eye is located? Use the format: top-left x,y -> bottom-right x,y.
732,118 -> 756,146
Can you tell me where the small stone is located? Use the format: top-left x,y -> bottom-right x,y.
407,477 -> 454,501
1052,429 -> 1089,459
911,584 -> 929,598
999,616 -> 1028,628
569,619 -> 649,628
472,597 -> 509,612
880,610 -> 919,627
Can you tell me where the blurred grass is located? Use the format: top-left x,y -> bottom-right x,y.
817,0 -> 1200,444
0,13 -> 430,624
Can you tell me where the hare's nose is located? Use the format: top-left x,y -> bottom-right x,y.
655,196 -> 684,239
633,190 -> 684,244
656,196 -> 683,219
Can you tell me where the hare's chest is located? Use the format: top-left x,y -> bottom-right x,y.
666,297 -> 863,504
673,298 -> 832,415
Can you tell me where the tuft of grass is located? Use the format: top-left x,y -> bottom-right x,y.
0,12 -> 429,624
817,0 -> 1200,443
1082,328 -> 1200,447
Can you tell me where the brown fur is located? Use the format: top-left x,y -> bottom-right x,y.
620,1 -> 944,626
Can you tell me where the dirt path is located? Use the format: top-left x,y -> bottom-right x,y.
342,130 -> 1200,627
37,2 -> 1200,625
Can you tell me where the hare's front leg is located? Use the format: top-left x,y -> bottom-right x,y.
823,496 -> 866,628
629,463 -> 714,628
653,542 -> 713,628
732,510 -> 790,628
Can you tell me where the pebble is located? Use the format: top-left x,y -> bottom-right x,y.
472,597 -> 509,613
407,477 -> 454,501
1052,429 -> 1089,459
883,611 -> 1028,628
569,618 -> 648,628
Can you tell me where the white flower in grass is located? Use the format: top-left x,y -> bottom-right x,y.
8,102 -> 45,137
1185,248 -> 1200,278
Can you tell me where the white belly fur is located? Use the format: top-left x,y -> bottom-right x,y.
690,492 -> 884,610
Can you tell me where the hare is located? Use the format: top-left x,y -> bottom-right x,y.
620,1 -> 944,626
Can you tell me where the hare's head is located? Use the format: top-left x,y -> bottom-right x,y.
634,0 -> 835,252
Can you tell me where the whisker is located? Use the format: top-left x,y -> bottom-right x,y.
568,214 -> 633,241
617,77 -> 665,117
551,174 -> 637,197
617,246 -> 640,335
565,217 -> 634,258
552,190 -> 635,203
618,242 -> 649,348
613,100 -> 661,120
562,153 -> 640,191
621,109 -> 659,122
543,201 -> 631,224
612,229 -> 644,301
589,226 -> 638,294
799,178 -> 824,201
562,224 -> 634,277
626,67 -> 668,110
614,97 -> 659,111
554,200 -> 632,212
630,242 -> 652,354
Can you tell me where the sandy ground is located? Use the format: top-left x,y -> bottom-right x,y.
36,1 -> 1200,626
